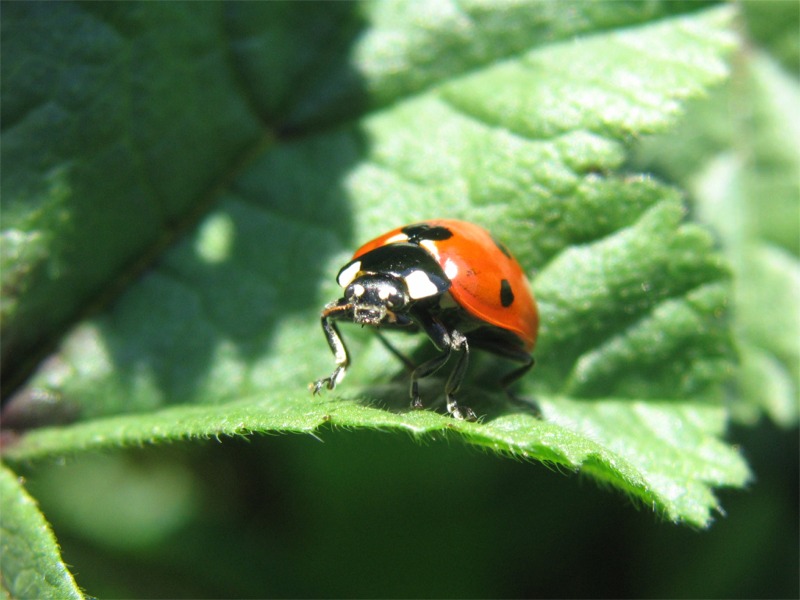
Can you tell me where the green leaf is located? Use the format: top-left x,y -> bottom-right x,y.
3,2 -> 748,532
635,17 -> 800,427
0,464 -> 83,600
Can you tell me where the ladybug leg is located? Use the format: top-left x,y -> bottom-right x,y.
499,355 -> 540,417
499,354 -> 535,390
374,331 -> 416,372
408,315 -> 452,410
444,333 -> 477,421
412,316 -> 477,421
473,338 -> 539,415
409,349 -> 451,410
310,301 -> 352,395
472,337 -> 535,391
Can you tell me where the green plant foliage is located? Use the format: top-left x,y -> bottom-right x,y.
1,3 -> 762,594
0,464 -> 83,600
635,9 -> 800,427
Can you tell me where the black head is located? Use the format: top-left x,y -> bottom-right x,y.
344,274 -> 410,326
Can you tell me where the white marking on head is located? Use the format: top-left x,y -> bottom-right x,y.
443,257 -> 459,280
404,270 -> 439,299
384,233 -> 408,244
353,283 -> 365,297
419,239 -> 440,260
337,260 -> 362,288
378,287 -> 391,300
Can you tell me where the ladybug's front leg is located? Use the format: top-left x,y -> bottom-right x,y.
311,301 -> 352,395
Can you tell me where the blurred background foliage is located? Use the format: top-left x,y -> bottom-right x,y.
3,1 -> 798,598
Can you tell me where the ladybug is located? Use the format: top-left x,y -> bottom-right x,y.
311,219 -> 539,420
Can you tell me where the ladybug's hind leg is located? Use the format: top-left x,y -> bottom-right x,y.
499,353 -> 535,390
473,336 -> 538,416
374,331 -> 416,372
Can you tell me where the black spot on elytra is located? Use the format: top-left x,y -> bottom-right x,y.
490,234 -> 512,259
500,279 -> 514,307
402,223 -> 453,243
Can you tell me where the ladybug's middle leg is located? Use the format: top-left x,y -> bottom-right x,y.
443,332 -> 476,421
413,314 -> 476,421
